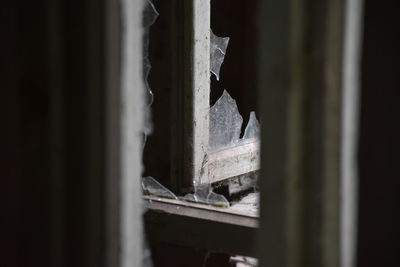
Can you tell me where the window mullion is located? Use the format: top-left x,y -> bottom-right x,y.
182,0 -> 210,186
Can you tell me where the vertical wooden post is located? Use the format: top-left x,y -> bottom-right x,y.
181,0 -> 210,188
257,1 -> 290,266
119,0 -> 144,266
340,0 -> 363,266
104,0 -> 121,265
257,0 -> 361,266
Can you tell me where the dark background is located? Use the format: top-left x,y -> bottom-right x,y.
1,0 -> 107,266
357,0 -> 400,266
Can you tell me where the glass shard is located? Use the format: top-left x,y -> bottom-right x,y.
243,111 -> 260,140
142,176 -> 177,199
209,90 -> 243,151
142,0 -> 159,137
143,0 -> 159,27
210,30 -> 230,81
230,192 -> 259,215
182,184 -> 229,208
230,256 -> 258,267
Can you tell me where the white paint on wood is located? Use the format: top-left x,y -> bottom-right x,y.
204,140 -> 260,184
191,0 -> 210,184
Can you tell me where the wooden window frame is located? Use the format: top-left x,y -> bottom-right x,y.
40,0 -> 363,265
132,0 -> 361,264
143,0 -> 260,258
172,0 -> 260,189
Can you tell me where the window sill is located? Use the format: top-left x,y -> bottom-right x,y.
144,196 -> 258,256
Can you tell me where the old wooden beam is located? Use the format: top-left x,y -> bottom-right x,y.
144,196 -> 258,257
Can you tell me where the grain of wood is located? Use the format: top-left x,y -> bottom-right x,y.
204,140 -> 260,184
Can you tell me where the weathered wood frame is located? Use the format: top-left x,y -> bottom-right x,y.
257,0 -> 363,266
181,0 -> 211,187
203,140 -> 260,184
172,0 -> 260,191
144,196 -> 258,257
106,0 -> 145,266
46,0 -> 145,266
146,0 -> 361,265
145,0 -> 260,258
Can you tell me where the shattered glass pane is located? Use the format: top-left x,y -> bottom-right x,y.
143,0 -> 159,27
142,0 -> 159,137
243,111 -> 260,140
142,176 -> 177,199
210,30 -> 230,81
182,184 -> 230,208
230,256 -> 258,267
230,192 -> 259,215
209,90 -> 243,151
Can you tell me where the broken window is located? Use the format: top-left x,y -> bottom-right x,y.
141,0 -> 260,266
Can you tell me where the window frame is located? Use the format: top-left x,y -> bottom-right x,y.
133,0 -> 361,264
171,0 -> 260,190
143,0 -> 260,257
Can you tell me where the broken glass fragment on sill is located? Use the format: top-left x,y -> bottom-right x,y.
142,0 -> 159,138
182,184 -> 229,208
242,111 -> 260,140
230,192 -> 259,215
230,255 -> 258,267
209,90 -> 243,152
142,176 -> 177,199
210,30 -> 230,81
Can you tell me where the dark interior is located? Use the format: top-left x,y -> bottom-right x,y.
357,0 -> 400,266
